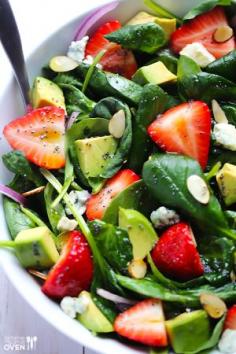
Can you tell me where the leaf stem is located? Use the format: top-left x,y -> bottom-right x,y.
144,0 -> 182,24
20,206 -> 46,227
82,50 -> 106,93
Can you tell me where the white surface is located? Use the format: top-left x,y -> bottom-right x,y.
0,1 -> 203,354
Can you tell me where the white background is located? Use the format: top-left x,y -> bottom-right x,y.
0,1 -> 107,353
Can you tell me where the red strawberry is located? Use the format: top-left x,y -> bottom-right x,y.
114,299 -> 168,347
171,7 -> 235,59
147,101 -> 211,170
151,222 -> 204,282
86,169 -> 140,220
224,305 -> 236,330
42,230 -> 93,299
3,106 -> 65,170
85,21 -> 137,79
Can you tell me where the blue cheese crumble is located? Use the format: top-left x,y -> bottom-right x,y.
150,206 -> 180,229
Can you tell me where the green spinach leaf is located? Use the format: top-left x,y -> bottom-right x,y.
177,55 -> 201,80
2,151 -> 43,187
76,63 -> 142,106
208,147 -> 236,167
206,50 -> 236,82
89,220 -> 133,274
103,180 -> 155,225
142,154 -> 236,240
200,237 -> 235,285
105,23 -> 166,54
144,0 -> 182,23
155,49 -> 178,74
91,97 -> 132,178
54,73 -> 82,89
221,102 -> 236,126
44,183 -> 65,234
184,0 -> 231,21
58,83 -> 95,114
3,198 -> 36,239
128,84 -> 168,172
178,72 -> 236,104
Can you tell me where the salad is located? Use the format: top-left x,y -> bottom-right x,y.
1,0 -> 236,352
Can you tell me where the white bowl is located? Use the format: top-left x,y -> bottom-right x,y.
0,1 -> 203,353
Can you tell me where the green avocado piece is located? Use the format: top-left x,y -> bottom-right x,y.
75,135 -> 118,178
77,291 -> 114,333
165,310 -> 211,353
216,163 -> 236,206
31,76 -> 66,110
14,226 -> 59,269
119,208 -> 157,260
132,61 -> 177,86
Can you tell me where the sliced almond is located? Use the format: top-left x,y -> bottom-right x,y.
28,269 -> 47,281
230,270 -> 236,282
200,293 -> 227,319
213,26 -> 233,43
128,259 -> 147,279
49,56 -> 79,72
187,175 -> 210,205
212,100 -> 228,124
108,110 -> 126,139
22,186 -> 45,197
189,227 -> 197,247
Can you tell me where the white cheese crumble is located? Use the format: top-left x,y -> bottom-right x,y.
57,216 -> 78,232
67,36 -> 89,63
150,206 -> 180,229
218,329 -> 236,353
180,42 -> 216,68
213,123 -> 236,151
60,296 -> 89,319
67,37 -> 103,69
65,190 -> 91,216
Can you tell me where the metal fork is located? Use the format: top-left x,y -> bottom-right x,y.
0,0 -> 30,107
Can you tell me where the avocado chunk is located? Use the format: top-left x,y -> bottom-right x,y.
216,163 -> 236,206
132,61 -> 177,86
165,310 -> 211,353
77,291 -> 114,333
15,226 -> 59,269
31,76 -> 66,110
75,135 -> 118,178
119,208 -> 157,260
126,12 -> 176,39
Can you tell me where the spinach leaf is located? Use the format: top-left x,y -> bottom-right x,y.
91,97 -> 132,178
178,72 -> 236,104
2,151 -> 43,187
57,83 -> 95,114
225,210 -> 236,228
144,0 -> 182,23
184,0 -> 231,21
177,55 -> 201,79
103,180 -> 155,225
76,63 -> 142,106
128,84 -> 168,172
117,275 -> 236,306
199,237 -> 235,286
66,118 -> 109,190
191,315 -> 225,354
155,49 -> 178,74
3,198 -> 36,239
44,183 -> 65,234
142,154 -> 236,240
105,23 -> 166,54
206,50 -> 236,82
54,73 -> 82,89
89,220 -> 133,274
221,102 -> 236,126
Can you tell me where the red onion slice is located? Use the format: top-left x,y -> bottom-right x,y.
75,1 -> 119,40
66,111 -> 79,130
0,183 -> 28,206
97,288 -> 137,305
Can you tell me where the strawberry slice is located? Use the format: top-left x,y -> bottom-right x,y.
3,106 -> 65,170
151,222 -> 204,282
147,101 -> 211,170
114,299 -> 168,347
171,7 -> 235,59
85,20 -> 137,79
224,305 -> 236,330
42,230 -> 93,299
86,169 -> 140,220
